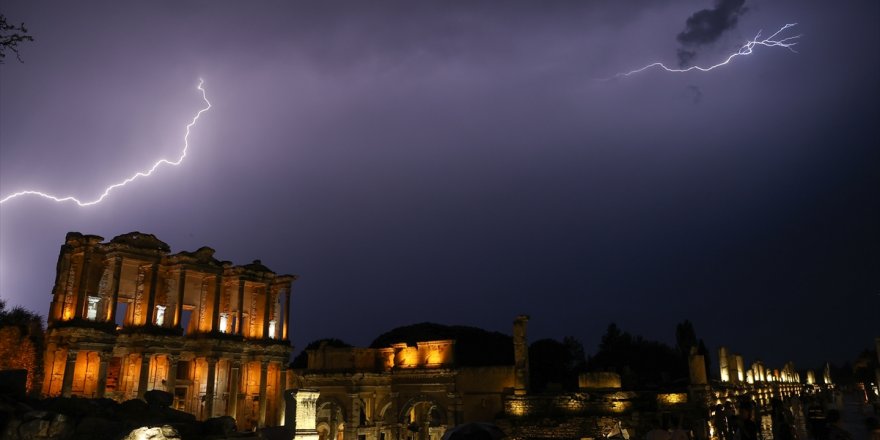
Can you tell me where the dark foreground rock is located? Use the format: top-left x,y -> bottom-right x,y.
202,416 -> 237,436
144,390 -> 174,408
0,394 -> 258,440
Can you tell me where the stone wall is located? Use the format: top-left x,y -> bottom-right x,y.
498,415 -> 633,440
0,325 -> 40,394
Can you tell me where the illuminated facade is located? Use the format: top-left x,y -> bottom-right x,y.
41,231 -> 295,429
293,339 -> 517,440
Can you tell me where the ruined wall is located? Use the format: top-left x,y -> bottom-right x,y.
0,326 -> 40,393
456,366 -> 515,422
307,347 -> 381,371
504,391 -> 640,418
497,416 -> 625,440
498,390 -> 705,440
307,340 -> 456,372
579,372 -> 622,390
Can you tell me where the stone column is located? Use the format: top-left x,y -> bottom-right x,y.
327,405 -> 338,440
345,393 -> 359,440
258,360 -> 269,427
211,275 -> 223,332
43,349 -> 59,396
513,315 -> 530,395
51,251 -> 72,321
97,260 -> 113,321
689,353 -> 708,385
277,365 -> 287,424
60,255 -> 81,321
289,389 -> 320,440
95,352 -> 110,398
74,250 -> 93,319
108,256 -> 123,324
718,347 -> 729,382
137,352 -> 153,398
205,357 -> 218,418
446,393 -> 459,427
282,287 -> 291,341
176,269 -> 186,329
728,355 -> 740,384
228,361 -> 241,421
145,263 -> 160,325
236,280 -> 245,336
166,354 -> 180,391
263,283 -> 272,338
60,349 -> 79,397
735,355 -> 745,382
875,337 -> 880,396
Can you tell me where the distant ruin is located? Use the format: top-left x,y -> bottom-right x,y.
292,316 -> 821,440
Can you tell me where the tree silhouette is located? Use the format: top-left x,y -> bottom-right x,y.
587,322 -> 687,388
675,320 -> 697,355
0,14 -> 34,63
529,337 -> 586,391
674,319 -> 712,379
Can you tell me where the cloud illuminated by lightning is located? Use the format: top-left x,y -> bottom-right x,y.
609,23 -> 801,79
0,79 -> 211,207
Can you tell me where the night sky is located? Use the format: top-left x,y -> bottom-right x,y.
1,1 -> 878,370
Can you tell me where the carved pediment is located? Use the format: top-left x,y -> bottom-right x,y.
110,231 -> 171,252
242,259 -> 273,274
171,246 -> 222,266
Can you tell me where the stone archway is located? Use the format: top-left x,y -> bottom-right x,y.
399,397 -> 448,440
316,398 -> 347,440
378,400 -> 395,424
317,421 -> 332,440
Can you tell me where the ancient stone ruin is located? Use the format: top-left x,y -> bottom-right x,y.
40,231 -> 296,430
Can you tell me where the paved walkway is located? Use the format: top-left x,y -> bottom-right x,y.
834,392 -> 875,440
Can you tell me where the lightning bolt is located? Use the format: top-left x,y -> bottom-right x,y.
609,23 -> 801,79
0,79 -> 211,207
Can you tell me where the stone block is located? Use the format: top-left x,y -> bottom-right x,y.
122,425 -> 181,440
203,415 -> 237,436
144,390 -> 174,408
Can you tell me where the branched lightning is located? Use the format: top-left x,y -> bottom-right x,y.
0,79 -> 212,207
608,23 -> 801,80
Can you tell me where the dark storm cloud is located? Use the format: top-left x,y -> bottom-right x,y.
243,1 -> 665,74
685,85 -> 703,104
676,48 -> 697,68
676,0 -> 748,66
